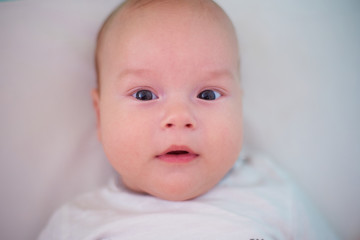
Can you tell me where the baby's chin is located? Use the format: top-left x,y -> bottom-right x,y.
122,178 -> 213,201
149,188 -> 207,202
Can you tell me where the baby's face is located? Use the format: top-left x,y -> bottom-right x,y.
93,1 -> 243,201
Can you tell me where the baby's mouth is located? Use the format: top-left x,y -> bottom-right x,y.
156,146 -> 199,163
167,150 -> 190,155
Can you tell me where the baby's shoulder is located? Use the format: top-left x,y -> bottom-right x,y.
220,152 -> 292,189
211,153 -> 338,240
38,181 -> 122,240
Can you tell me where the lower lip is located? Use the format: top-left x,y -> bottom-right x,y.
156,153 -> 198,163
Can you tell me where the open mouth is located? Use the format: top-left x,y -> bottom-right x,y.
156,146 -> 198,163
167,150 -> 189,155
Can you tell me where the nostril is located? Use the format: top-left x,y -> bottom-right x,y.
163,121 -> 195,129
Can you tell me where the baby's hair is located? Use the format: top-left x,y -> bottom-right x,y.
95,0 -> 185,91
94,1 -> 125,91
94,0 -> 236,92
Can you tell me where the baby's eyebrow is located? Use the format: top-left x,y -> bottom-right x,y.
116,68 -> 158,86
117,68 -> 236,84
118,68 -> 155,79
203,69 -> 236,82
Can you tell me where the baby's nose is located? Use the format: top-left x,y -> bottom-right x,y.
161,102 -> 197,130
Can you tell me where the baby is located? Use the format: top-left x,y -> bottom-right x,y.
92,0 -> 242,202
39,0 -> 338,239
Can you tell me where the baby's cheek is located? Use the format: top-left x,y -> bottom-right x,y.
100,113 -> 132,159
210,108 -> 242,155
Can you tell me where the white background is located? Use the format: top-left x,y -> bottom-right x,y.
220,1 -> 360,239
0,0 -> 359,239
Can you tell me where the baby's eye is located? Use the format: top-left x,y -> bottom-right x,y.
132,90 -> 158,101
197,89 -> 221,100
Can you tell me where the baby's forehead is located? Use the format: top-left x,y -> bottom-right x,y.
99,0 -> 233,47
95,0 -> 239,87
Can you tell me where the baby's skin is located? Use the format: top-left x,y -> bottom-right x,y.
92,0 -> 243,201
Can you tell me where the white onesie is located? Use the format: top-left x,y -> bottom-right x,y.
38,154 -> 338,240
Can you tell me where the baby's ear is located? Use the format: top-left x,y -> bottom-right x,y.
91,89 -> 102,142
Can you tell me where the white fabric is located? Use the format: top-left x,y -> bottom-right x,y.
39,155 -> 338,240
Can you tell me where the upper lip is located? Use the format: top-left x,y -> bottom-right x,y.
156,145 -> 198,157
